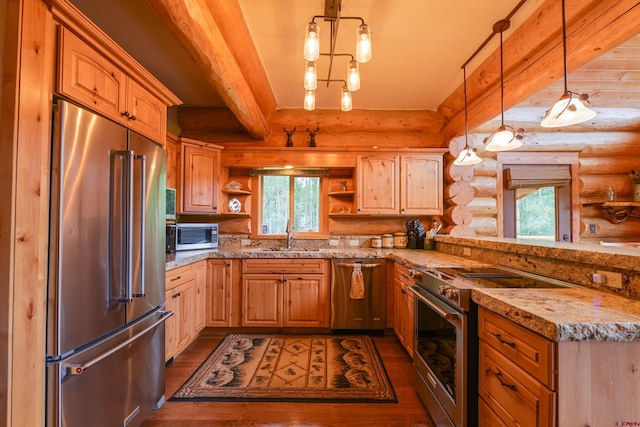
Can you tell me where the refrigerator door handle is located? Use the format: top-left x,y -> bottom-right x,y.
111,150 -> 132,303
125,150 -> 135,302
132,154 -> 146,298
62,310 -> 173,375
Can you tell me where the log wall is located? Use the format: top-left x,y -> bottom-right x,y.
451,131 -> 640,244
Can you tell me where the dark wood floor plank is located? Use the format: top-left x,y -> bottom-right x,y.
143,332 -> 434,426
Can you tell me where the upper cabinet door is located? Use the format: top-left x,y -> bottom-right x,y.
58,28 -> 126,125
181,143 -> 219,214
125,78 -> 166,144
357,155 -> 399,214
401,155 -> 443,215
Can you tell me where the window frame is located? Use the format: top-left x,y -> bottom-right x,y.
253,174 -> 328,238
497,152 -> 580,242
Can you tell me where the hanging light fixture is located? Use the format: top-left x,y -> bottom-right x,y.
454,66 -> 481,166
484,19 -> 524,152
540,0 -> 595,127
301,1 -> 371,110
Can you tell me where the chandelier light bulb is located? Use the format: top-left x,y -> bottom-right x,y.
304,61 -> 317,90
341,86 -> 352,112
347,60 -> 360,91
355,24 -> 372,63
304,22 -> 320,62
304,90 -> 316,111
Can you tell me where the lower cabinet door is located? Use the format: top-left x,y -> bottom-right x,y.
242,274 -> 282,326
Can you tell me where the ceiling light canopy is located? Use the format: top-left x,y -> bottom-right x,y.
302,0 -> 371,111
541,0 -> 595,127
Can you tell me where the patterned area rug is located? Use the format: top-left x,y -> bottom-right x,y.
171,334 -> 397,403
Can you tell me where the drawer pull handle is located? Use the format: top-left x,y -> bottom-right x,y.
493,371 -> 517,391
493,333 -> 516,348
171,275 -> 182,281
172,292 -> 181,299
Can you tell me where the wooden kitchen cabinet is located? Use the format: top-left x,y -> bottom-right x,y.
478,307 -> 640,427
206,259 -> 233,327
164,264 -> 198,362
180,141 -> 220,214
478,307 -> 556,426
241,259 -> 329,328
393,263 -> 414,355
356,154 -> 443,215
58,27 -> 167,144
400,155 -> 443,215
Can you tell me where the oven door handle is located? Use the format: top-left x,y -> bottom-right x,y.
409,286 -> 461,322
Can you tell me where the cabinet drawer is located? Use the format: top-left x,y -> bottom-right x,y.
242,258 -> 325,274
479,307 -> 555,388
166,264 -> 194,290
479,341 -> 555,427
478,396 -> 508,427
393,263 -> 412,284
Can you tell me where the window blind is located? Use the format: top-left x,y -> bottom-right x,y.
505,165 -> 571,189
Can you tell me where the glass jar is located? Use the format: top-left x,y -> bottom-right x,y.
371,236 -> 382,248
393,232 -> 407,248
382,234 -> 393,249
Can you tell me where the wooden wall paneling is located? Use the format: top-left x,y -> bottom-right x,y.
3,0 -> 56,425
0,0 -> 20,423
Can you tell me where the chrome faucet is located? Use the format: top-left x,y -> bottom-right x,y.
285,219 -> 295,249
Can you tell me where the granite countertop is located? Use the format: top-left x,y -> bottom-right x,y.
472,288 -> 640,342
165,247 -> 487,271
166,247 -> 640,343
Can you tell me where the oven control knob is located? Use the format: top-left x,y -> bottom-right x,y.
445,289 -> 458,300
438,285 -> 449,295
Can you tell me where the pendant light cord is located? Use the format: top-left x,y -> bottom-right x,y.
464,66 -> 469,146
499,31 -> 505,127
561,0 -> 569,94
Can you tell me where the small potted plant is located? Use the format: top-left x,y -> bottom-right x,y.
631,170 -> 640,201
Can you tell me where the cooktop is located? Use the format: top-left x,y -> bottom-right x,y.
430,266 -> 578,290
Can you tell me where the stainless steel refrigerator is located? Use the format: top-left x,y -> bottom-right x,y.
46,99 -> 172,427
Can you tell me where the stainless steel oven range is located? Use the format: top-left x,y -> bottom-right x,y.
409,265 -> 578,427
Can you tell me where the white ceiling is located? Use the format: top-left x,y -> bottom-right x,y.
69,0 -> 546,111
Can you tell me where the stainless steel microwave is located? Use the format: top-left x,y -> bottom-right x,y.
173,223 -> 218,251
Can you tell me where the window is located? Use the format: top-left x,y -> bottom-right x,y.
497,152 -> 579,242
261,175 -> 321,235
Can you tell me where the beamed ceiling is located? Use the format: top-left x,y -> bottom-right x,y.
67,0 -> 640,139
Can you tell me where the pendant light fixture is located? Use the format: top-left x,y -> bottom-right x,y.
540,0 -> 595,127
301,1 -> 371,110
454,66 -> 481,166
484,19 -> 524,152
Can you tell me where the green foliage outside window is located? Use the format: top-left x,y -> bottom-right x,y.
516,186 -> 556,240
262,175 -> 320,234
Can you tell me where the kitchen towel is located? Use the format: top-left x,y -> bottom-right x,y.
350,263 -> 365,299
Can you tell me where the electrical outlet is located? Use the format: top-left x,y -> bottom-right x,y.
329,239 -> 339,246
595,270 -> 623,289
463,248 -> 471,257
589,224 -> 597,233
349,239 -> 360,247
241,239 -> 251,246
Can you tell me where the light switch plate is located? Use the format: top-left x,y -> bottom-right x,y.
241,239 -> 251,246
349,239 -> 360,247
329,239 -> 339,246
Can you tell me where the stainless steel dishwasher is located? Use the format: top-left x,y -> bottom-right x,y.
331,259 -> 386,331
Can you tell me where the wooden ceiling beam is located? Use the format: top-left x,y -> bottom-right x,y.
146,0 -> 274,140
438,0 -> 640,141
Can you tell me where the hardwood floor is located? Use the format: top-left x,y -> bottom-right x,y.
143,332 -> 435,426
